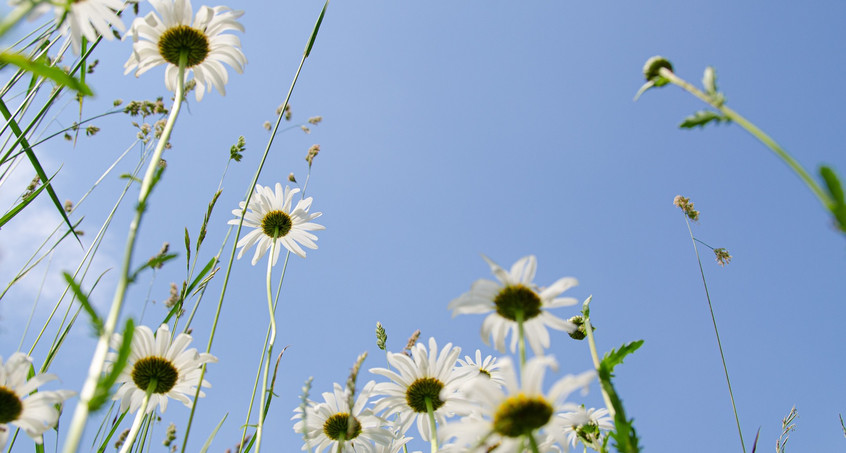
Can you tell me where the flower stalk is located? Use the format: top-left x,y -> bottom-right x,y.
62,56 -> 187,453
118,380 -> 157,453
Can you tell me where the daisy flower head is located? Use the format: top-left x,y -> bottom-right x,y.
441,356 -> 595,452
559,406 -> 613,450
293,381 -> 395,452
123,0 -> 246,101
369,337 -> 477,442
0,353 -> 74,449
457,350 -> 505,389
448,255 -> 579,356
107,323 -> 217,414
229,183 -> 324,264
8,0 -> 126,54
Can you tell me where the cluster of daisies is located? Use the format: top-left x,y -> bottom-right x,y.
291,255 -> 615,453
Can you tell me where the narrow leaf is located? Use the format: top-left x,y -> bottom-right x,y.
304,0 -> 329,57
89,319 -> 134,412
0,170 -> 57,228
680,110 -> 731,129
0,52 -> 93,96
601,340 -> 644,374
63,272 -> 103,335
198,413 -> 228,453
820,166 -> 844,204
185,257 -> 216,296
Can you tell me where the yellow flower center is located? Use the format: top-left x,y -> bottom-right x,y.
322,412 -> 362,441
261,210 -> 293,238
157,25 -> 210,68
493,393 -> 553,438
132,356 -> 179,394
0,386 -> 22,423
494,284 -> 542,321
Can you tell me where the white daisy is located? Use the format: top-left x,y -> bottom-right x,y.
441,356 -> 594,452
457,350 -> 506,389
448,255 -> 579,356
369,337 -> 477,442
229,183 -> 324,264
559,406 -> 614,450
123,0 -> 246,101
0,353 -> 74,449
8,0 -> 125,54
107,323 -> 217,414
293,381 -> 395,453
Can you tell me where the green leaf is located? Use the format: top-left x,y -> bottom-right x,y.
600,340 -> 644,374
199,413 -> 228,453
185,257 -> 217,296
0,170 -> 57,229
63,272 -> 103,335
304,0 -> 329,58
89,319 -> 134,412
184,227 -> 191,273
680,110 -> 731,129
0,52 -> 93,96
0,99 -> 82,246
96,409 -> 128,453
820,166 -> 846,232
820,166 -> 844,204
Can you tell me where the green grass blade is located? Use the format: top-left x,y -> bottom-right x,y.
0,170 -> 58,228
0,98 -> 82,245
0,51 -> 93,96
304,0 -> 329,58
199,413 -> 228,453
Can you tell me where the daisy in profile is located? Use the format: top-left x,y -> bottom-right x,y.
0,353 -> 74,449
229,183 -> 324,264
457,350 -> 506,388
369,337 -> 477,444
559,406 -> 614,450
8,0 -> 126,54
441,356 -> 594,452
123,0 -> 246,101
293,381 -> 395,452
107,323 -> 217,415
448,255 -> 579,356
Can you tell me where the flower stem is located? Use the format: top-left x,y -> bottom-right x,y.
582,296 -> 615,419
62,56 -> 186,453
425,397 -> 438,453
516,311 -> 526,369
658,67 -> 833,212
118,380 -> 157,453
682,214 -> 746,453
527,433 -> 541,453
335,432 -> 345,453
256,240 -> 278,452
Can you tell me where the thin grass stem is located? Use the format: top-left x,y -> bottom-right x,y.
682,214 -> 746,453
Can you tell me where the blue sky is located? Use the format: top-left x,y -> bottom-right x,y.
1,1 -> 845,452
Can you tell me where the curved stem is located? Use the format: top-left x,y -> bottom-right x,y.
118,380 -> 156,453
582,296 -> 615,419
425,397 -> 438,453
62,57 -> 186,453
659,67 -> 833,211
256,240 -> 278,452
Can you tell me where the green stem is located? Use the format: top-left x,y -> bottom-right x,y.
527,433 -> 541,453
335,432 -> 345,453
683,214 -> 746,453
582,296 -> 615,419
516,311 -> 526,370
659,67 -> 833,211
118,380 -> 157,453
256,240 -> 278,453
425,397 -> 438,453
62,56 -> 186,453
183,36 -> 310,453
